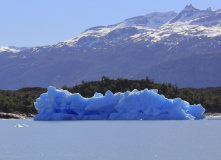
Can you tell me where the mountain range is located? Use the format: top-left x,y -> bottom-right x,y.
1,4 -> 221,90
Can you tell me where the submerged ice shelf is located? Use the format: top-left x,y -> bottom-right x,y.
34,86 -> 205,120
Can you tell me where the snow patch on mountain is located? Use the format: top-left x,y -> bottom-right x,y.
169,4 -> 213,24
0,46 -> 28,53
112,11 -> 177,29
60,11 -> 177,47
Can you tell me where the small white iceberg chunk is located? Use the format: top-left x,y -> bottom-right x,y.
14,124 -> 29,127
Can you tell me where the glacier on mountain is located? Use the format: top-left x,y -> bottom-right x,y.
34,86 -> 205,120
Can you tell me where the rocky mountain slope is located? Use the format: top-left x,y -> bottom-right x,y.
1,4 -> 221,90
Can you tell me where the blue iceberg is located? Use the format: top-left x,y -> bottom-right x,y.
34,86 -> 205,120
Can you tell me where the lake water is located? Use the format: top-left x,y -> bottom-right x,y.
1,119 -> 221,160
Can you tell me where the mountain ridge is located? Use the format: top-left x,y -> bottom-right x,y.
1,4 -> 221,90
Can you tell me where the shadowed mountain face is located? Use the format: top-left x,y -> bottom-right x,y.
1,4 -> 221,90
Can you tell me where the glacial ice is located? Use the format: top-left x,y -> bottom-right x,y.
34,86 -> 205,120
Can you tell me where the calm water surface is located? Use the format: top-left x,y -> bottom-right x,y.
1,119 -> 221,160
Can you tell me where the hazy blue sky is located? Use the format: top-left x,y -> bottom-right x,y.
0,0 -> 220,47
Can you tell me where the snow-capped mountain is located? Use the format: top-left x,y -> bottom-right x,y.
56,4 -> 221,48
58,11 -> 177,48
1,4 -> 221,90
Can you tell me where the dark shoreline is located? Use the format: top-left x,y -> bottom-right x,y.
0,112 -> 221,119
204,113 -> 221,116
0,112 -> 35,119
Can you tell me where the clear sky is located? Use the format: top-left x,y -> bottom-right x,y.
0,0 -> 220,47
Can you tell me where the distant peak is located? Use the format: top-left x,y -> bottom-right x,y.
182,4 -> 199,12
207,7 -> 212,11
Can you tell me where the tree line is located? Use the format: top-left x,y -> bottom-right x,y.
0,76 -> 220,114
